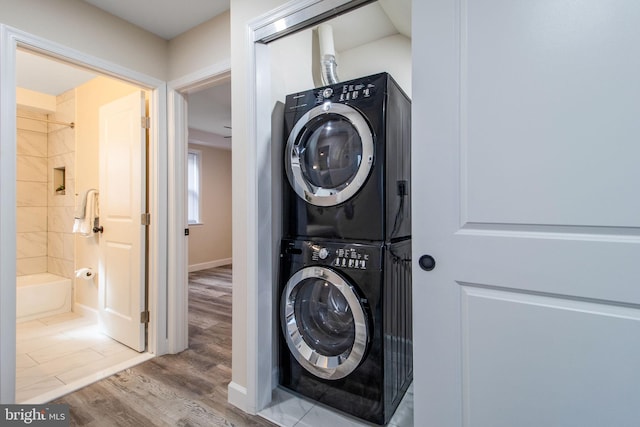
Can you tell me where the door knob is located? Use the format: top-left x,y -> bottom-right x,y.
418,255 -> 436,271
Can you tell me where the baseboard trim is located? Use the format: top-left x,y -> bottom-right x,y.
227,381 -> 250,413
188,258 -> 232,272
73,303 -> 98,323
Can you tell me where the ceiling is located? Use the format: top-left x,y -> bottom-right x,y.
82,0 -> 231,40
79,0 -> 410,42
16,0 -> 410,144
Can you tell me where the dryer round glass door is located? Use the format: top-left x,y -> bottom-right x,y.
281,266 -> 369,380
285,103 -> 374,207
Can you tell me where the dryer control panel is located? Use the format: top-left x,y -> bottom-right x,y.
315,81 -> 378,104
285,72 -> 387,112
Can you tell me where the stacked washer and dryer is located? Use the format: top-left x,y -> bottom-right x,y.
278,72 -> 413,425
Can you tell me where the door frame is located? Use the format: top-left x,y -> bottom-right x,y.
0,25 -> 168,403
166,61 -> 231,354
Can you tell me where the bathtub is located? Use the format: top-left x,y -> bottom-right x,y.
16,273 -> 72,323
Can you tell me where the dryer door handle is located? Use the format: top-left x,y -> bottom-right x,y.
418,255 -> 436,271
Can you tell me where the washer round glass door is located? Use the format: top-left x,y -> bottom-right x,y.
285,102 -> 374,207
281,266 -> 369,380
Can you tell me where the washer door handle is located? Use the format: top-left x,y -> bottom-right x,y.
419,255 -> 436,271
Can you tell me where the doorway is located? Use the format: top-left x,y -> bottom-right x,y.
165,65 -> 231,354
14,48 -> 153,403
236,0 -> 412,421
184,79 -> 232,273
184,78 -> 234,361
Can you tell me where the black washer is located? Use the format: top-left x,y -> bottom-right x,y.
278,238 -> 413,425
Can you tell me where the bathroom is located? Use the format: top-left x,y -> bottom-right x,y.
15,49 -> 152,403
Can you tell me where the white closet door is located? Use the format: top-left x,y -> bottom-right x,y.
412,1 -> 640,426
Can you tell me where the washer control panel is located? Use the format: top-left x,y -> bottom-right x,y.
305,241 -> 382,271
331,247 -> 369,270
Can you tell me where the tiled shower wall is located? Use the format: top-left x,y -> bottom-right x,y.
16,90 -> 76,279
47,90 -> 76,279
16,108 -> 48,276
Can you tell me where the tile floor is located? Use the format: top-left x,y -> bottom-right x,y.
259,383 -> 413,427
16,311 -> 152,404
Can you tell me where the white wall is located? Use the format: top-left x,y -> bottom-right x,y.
230,0 -> 291,405
0,0 -> 167,80
168,11 -> 231,81
268,23 -> 411,107
187,143 -> 232,270
338,33 -> 411,96
269,29 -> 315,106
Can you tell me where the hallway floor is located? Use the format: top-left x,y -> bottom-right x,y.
16,311 -> 151,403
52,265 -> 276,426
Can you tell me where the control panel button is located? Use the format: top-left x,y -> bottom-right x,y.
322,88 -> 333,98
318,248 -> 329,260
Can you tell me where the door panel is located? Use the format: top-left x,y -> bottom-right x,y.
462,286 -> 640,427
413,1 -> 640,426
104,242 -> 133,315
98,91 -> 146,352
462,0 -> 640,228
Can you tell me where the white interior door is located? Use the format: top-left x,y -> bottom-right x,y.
413,1 -> 640,426
98,91 -> 147,352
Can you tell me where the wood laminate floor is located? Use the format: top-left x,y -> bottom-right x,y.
53,265 -> 277,427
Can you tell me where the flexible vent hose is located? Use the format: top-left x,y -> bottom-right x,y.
318,24 -> 339,85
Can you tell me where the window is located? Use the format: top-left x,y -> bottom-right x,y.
187,149 -> 202,224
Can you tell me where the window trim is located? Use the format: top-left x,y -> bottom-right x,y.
187,148 -> 202,225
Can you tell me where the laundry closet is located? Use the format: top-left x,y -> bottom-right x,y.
263,1 -> 413,425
